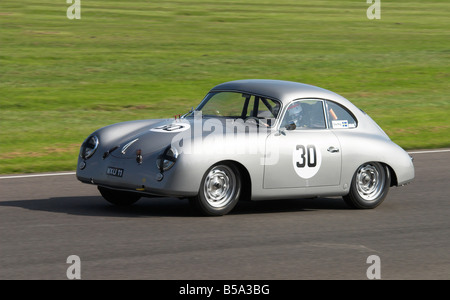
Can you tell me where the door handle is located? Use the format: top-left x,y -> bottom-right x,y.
327,146 -> 339,153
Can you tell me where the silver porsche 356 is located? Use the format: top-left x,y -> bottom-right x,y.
77,80 -> 414,215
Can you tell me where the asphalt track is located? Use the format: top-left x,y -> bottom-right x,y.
0,150 -> 449,280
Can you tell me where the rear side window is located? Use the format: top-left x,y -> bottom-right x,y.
326,101 -> 357,129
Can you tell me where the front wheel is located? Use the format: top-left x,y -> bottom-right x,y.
98,186 -> 141,206
343,162 -> 390,209
189,164 -> 241,216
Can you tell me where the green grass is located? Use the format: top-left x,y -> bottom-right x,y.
0,0 -> 449,174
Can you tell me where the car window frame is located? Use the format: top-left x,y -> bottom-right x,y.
324,100 -> 358,130
278,98 -> 328,131
194,91 -> 282,127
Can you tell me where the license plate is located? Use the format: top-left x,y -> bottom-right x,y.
106,167 -> 124,177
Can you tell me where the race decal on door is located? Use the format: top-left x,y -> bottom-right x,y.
292,144 -> 322,179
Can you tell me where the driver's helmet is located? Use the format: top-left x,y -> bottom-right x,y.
286,103 -> 303,125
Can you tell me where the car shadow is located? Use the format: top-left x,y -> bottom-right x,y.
232,197 -> 349,215
0,195 -> 350,218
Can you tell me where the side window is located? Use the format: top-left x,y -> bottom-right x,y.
255,97 -> 280,119
281,100 -> 326,130
247,96 -> 280,127
200,92 -> 245,117
326,101 -> 357,129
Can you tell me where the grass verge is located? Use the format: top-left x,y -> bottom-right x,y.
0,0 -> 448,173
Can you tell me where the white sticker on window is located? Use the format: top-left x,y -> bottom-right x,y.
332,120 -> 348,129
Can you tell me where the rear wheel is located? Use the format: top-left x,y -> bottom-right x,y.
189,164 -> 241,216
343,162 -> 390,209
98,186 -> 141,206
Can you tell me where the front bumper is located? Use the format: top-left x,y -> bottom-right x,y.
76,154 -> 198,198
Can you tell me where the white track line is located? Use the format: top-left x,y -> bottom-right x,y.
0,172 -> 76,180
0,149 -> 448,180
408,149 -> 450,154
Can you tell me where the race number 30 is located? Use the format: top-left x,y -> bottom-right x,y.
293,144 -> 322,179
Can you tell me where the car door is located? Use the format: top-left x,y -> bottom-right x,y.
263,99 -> 341,189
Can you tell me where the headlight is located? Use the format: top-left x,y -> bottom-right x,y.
80,135 -> 99,159
156,147 -> 178,171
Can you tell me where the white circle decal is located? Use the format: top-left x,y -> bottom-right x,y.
151,122 -> 190,133
292,144 -> 322,179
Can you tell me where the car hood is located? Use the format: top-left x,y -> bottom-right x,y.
103,117 -> 266,158
103,119 -> 187,158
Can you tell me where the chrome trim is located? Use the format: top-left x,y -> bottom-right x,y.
156,147 -> 178,172
327,146 -> 340,153
81,135 -> 99,159
121,138 -> 139,154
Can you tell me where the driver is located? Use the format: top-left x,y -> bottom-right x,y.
282,102 -> 304,128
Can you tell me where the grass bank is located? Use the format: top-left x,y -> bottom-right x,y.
0,0 -> 448,173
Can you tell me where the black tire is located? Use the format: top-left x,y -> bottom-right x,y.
343,162 -> 390,209
98,186 -> 141,206
189,163 -> 241,216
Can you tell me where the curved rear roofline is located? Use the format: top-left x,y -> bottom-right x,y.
210,79 -> 347,105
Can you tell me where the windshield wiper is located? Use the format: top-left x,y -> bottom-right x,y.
181,107 -> 194,118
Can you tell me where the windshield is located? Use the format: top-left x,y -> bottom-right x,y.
187,92 -> 281,127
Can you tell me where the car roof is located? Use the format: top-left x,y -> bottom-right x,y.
210,79 -> 349,105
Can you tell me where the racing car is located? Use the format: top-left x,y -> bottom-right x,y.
77,79 -> 414,215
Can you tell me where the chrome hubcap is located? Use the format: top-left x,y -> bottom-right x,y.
204,166 -> 236,208
356,163 -> 386,201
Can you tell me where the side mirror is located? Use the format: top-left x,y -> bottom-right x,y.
285,123 -> 296,131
